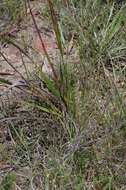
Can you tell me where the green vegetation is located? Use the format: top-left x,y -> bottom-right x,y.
0,0 -> 25,34
0,172 -> 16,190
0,0 -> 126,189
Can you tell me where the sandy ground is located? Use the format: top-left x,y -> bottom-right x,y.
0,0 -> 58,96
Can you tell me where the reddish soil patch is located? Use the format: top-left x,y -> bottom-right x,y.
0,0 -> 58,95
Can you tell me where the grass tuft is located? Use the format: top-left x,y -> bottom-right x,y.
0,0 -> 126,189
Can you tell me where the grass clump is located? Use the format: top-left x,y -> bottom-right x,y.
0,0 -> 126,189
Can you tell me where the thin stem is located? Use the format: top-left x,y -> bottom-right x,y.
27,0 -> 58,83
0,51 -> 26,82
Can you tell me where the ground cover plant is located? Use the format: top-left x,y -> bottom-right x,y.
0,0 -> 25,36
0,0 -> 126,189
